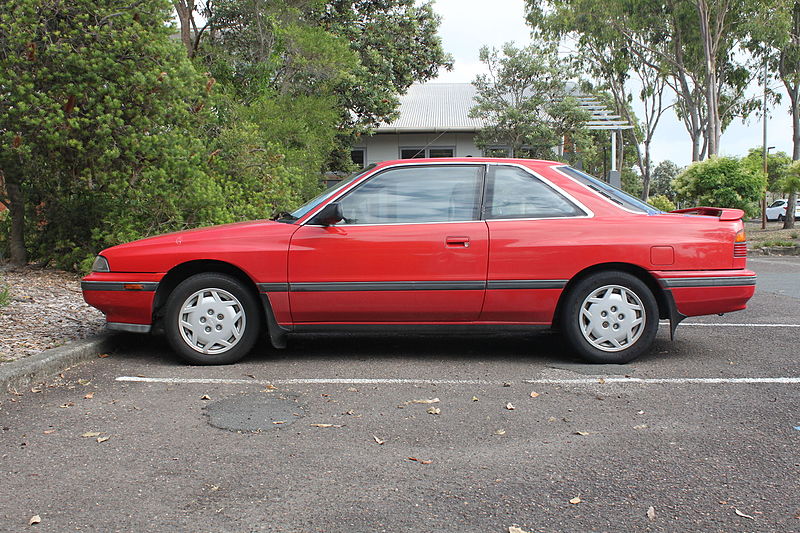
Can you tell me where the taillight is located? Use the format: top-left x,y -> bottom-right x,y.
734,229 -> 747,257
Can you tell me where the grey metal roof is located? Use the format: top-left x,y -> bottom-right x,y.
376,83 -> 486,133
376,82 -> 630,133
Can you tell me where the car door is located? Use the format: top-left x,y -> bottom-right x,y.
288,164 -> 489,323
480,164 -> 593,323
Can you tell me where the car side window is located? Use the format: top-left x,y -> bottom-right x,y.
486,166 -> 584,219
336,165 -> 483,225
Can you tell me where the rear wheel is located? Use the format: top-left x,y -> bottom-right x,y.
560,271 -> 658,364
164,273 -> 260,365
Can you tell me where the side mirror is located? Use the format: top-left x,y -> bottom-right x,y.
309,203 -> 344,226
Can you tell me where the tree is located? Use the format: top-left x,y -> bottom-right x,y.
650,160 -> 682,200
0,0 -> 222,268
672,157 -> 766,216
741,148 -> 791,193
746,0 -> 800,228
527,0 -> 672,199
469,42 -> 590,159
781,160 -> 800,226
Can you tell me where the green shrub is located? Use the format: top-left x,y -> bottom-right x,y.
0,282 -> 9,308
672,157 -> 765,217
648,194 -> 676,212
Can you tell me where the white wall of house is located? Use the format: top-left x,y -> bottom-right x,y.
355,132 -> 482,165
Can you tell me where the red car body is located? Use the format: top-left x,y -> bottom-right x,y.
82,158 -> 755,364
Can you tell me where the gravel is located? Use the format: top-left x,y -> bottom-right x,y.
0,266 -> 105,363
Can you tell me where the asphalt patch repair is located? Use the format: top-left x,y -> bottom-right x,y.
203,393 -> 305,432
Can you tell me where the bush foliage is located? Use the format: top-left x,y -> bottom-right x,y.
673,157 -> 766,217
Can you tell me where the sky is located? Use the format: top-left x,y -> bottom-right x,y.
428,0 -> 794,168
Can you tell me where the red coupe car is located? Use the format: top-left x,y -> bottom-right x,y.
82,158 -> 756,365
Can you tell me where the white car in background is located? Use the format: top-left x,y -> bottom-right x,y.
766,199 -> 800,221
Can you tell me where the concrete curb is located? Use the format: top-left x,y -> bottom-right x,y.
1,333 -> 118,394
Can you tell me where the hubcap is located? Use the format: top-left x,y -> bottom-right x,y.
579,284 -> 645,352
178,288 -> 245,354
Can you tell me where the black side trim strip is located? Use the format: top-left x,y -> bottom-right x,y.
292,324 -> 550,333
659,275 -> 757,288
258,280 -> 571,293
81,281 -> 159,292
257,283 -> 290,292
291,281 -> 487,292
487,280 -> 567,290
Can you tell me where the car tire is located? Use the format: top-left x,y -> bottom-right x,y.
560,271 -> 659,364
164,273 -> 260,365
779,214 -> 785,221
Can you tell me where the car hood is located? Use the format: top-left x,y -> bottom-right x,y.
98,220 -> 297,273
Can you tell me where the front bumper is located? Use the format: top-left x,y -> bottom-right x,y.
81,273 -> 164,329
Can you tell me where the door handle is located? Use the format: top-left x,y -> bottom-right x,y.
446,236 -> 470,248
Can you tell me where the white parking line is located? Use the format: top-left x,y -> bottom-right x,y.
116,376 -> 800,386
676,322 -> 800,327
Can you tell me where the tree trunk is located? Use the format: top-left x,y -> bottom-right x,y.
174,1 -> 195,58
5,177 -> 27,266
641,140 -> 652,200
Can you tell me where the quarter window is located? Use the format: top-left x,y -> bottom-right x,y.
337,165 -> 483,225
486,166 -> 584,219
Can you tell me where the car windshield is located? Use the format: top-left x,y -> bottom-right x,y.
557,166 -> 660,215
276,165 -> 376,223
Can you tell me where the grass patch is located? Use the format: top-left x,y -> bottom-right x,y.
760,240 -> 798,248
0,283 -> 9,308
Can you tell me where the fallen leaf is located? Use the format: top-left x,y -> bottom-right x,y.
494,429 -> 506,435
78,379 -> 91,386
597,378 -> 606,384
81,432 -> 101,438
508,527 -> 530,533
529,391 -> 540,398
272,421 -> 286,425
310,423 -> 344,428
633,424 -> 648,430
408,457 -> 418,461
83,392 -> 94,400
734,509 -> 755,520
647,506 -> 656,521
200,395 -> 211,400
471,396 -> 479,402
575,431 -> 590,436
59,402 -> 75,408
409,398 -> 440,404
30,388 -> 42,393
426,407 -> 440,415
98,353 -> 110,358
29,515 -> 41,525
506,402 -> 515,410
245,374 -> 256,379
347,387 -> 358,392
96,436 -> 110,443
547,417 -> 557,422
43,430 -> 55,435
569,496 -> 582,504
637,410 -> 645,415
420,460 -> 432,464
373,435 -> 385,445
264,384 -> 277,390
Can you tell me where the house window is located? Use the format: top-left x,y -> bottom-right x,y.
351,148 -> 366,168
400,147 -> 455,159
484,146 -> 510,157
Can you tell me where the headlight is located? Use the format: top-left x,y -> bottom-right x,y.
91,255 -> 110,272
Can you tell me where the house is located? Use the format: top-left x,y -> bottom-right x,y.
351,83 -> 486,167
349,82 -> 630,186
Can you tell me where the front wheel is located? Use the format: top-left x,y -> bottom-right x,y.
560,272 -> 659,364
164,273 -> 261,365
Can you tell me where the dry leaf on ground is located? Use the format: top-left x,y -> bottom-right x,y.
408,398 -> 440,404
647,506 -> 656,521
426,407 -> 440,415
569,496 -> 582,504
508,527 -> 531,533
506,402 -> 515,410
310,423 -> 344,428
734,508 -> 755,520
83,392 -> 94,399
529,392 -> 540,398
96,436 -> 110,443
81,432 -> 101,438
373,435 -> 385,445
29,515 -> 41,525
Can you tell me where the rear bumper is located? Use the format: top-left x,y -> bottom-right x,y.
81,273 -> 163,328
654,270 -> 756,317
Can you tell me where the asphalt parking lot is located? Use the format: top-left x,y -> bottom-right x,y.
2,256 -> 800,532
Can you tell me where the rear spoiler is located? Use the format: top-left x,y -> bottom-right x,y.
669,207 -> 744,221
